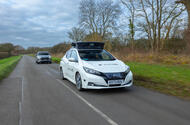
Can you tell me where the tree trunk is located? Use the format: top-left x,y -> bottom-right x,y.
185,0 -> 190,29
184,1 -> 190,52
176,0 -> 190,52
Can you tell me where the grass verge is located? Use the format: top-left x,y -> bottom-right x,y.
0,56 -> 22,81
127,62 -> 190,100
52,57 -> 61,63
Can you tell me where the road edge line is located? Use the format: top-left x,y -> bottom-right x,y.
56,79 -> 118,125
19,77 -> 24,125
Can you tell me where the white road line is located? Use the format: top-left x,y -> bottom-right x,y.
56,79 -> 118,125
21,77 -> 24,102
19,77 -> 24,125
19,102 -> 22,125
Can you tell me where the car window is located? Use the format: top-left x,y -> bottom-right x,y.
66,50 -> 71,59
78,50 -> 115,61
102,51 -> 111,60
70,50 -> 78,61
38,52 -> 49,55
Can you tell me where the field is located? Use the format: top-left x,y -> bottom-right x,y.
127,62 -> 190,99
0,56 -> 21,81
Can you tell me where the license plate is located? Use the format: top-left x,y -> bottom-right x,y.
108,80 -> 124,85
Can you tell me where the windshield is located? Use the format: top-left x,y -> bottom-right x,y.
78,50 -> 115,61
38,53 -> 49,55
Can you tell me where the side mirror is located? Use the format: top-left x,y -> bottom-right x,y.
68,58 -> 78,62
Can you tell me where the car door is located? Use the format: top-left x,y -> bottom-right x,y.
61,50 -> 71,78
68,50 -> 79,82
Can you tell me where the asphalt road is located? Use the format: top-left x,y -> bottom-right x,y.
0,55 -> 190,125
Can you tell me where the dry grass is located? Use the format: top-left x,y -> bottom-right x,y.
113,52 -> 190,65
51,53 -> 65,58
52,50 -> 190,65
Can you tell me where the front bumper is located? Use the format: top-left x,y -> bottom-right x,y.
82,71 -> 133,89
37,58 -> 52,62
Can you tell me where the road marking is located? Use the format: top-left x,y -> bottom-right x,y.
21,77 -> 24,102
19,102 -> 22,125
56,79 -> 118,125
19,77 -> 24,125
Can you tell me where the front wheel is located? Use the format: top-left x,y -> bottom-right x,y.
75,73 -> 83,91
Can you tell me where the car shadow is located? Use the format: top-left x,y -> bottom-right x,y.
83,86 -> 134,95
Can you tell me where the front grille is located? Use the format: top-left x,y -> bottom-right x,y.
41,58 -> 49,60
100,72 -> 129,83
104,72 -> 126,80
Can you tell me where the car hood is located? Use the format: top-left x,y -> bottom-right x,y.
81,60 -> 128,73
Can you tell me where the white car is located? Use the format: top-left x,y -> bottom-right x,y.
36,51 -> 52,64
59,42 -> 133,90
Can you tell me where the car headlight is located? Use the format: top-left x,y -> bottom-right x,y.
83,67 -> 102,76
125,67 -> 130,74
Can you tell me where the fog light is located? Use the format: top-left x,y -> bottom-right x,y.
88,82 -> 95,86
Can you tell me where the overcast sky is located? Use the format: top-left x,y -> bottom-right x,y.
0,0 -> 187,48
0,0 -> 80,48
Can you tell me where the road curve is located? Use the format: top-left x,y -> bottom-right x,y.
0,55 -> 190,125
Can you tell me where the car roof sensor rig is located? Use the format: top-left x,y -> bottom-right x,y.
71,42 -> 105,50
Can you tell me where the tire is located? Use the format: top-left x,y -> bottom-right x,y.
75,73 -> 83,91
60,68 -> 66,80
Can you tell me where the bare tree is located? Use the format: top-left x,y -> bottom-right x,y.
121,0 -> 137,52
67,27 -> 86,41
79,0 -> 121,39
176,0 -> 190,28
138,0 -> 185,51
170,19 -> 184,38
176,0 -> 190,51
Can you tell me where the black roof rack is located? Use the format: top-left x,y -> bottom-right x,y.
71,42 -> 104,50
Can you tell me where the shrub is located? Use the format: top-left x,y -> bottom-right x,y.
52,57 -> 61,63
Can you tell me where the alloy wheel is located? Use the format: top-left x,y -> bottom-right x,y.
76,73 -> 83,91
